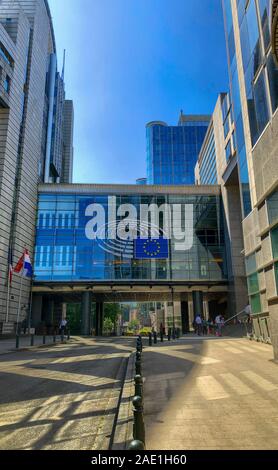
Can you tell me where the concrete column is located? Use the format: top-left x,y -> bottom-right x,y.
188,294 -> 194,331
203,299 -> 209,320
81,292 -> 91,336
96,302 -> 104,336
31,295 -> 43,327
62,303 -> 67,320
193,291 -> 204,317
181,301 -> 189,333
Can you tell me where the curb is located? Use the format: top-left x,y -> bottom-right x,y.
112,351 -> 135,450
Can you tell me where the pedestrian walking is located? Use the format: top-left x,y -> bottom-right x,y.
202,318 -> 208,336
59,318 -> 67,335
215,314 -> 223,337
195,315 -> 202,336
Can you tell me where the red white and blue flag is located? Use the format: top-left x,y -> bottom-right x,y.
13,249 -> 33,278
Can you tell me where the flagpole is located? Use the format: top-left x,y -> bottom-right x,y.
16,268 -> 24,336
6,272 -> 11,324
28,277 -> 34,332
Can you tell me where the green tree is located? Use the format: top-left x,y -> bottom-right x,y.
104,303 -> 121,333
128,319 -> 140,332
103,317 -> 114,335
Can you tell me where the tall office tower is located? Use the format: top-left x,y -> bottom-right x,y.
195,93 -> 248,317
136,178 -> 147,185
0,0 -> 73,333
61,100 -> 74,184
222,0 -> 278,359
146,112 -> 210,185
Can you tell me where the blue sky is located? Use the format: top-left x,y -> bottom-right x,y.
48,0 -> 229,184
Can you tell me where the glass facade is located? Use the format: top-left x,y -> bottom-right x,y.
223,0 -> 252,218
238,0 -> 278,147
198,125 -> 218,185
34,191 -> 227,283
146,119 -> 209,185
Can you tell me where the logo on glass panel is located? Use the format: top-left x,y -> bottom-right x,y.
84,196 -> 193,259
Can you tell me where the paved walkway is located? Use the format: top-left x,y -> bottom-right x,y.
0,337 -> 134,450
143,337 -> 278,450
0,335 -> 66,354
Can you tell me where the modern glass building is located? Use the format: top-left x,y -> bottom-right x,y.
222,0 -> 278,358
32,184 -> 230,335
35,189 -> 226,282
146,113 -> 210,185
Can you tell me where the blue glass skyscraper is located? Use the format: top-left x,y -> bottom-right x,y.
146,113 -> 210,185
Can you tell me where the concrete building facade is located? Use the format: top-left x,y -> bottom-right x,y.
195,93 -> 248,319
0,0 -> 73,334
222,0 -> 278,359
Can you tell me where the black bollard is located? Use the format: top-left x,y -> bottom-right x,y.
168,330 -> 171,341
134,374 -> 143,400
136,351 -> 141,363
128,440 -> 145,450
153,331 -> 157,344
16,335 -> 20,349
135,357 -> 141,376
136,337 -> 142,352
43,335 -> 46,345
132,396 -> 145,444
67,330 -> 70,341
61,333 -> 64,343
30,335 -> 34,347
53,334 -> 56,344
148,332 -> 152,346
172,328 -> 176,340
160,331 -> 164,342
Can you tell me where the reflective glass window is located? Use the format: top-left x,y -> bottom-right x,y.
267,191 -> 278,225
258,0 -> 270,49
250,293 -> 262,314
271,226 -> 278,259
267,54 -> 278,114
253,70 -> 269,139
247,272 -> 260,294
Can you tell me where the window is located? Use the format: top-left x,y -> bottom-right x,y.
267,191 -> 278,225
271,226 -> 278,259
248,70 -> 270,145
4,75 -> 10,93
258,0 -> 270,49
275,263 -> 278,293
246,253 -> 257,275
250,293 -> 262,314
267,54 -> 278,114
247,272 -> 260,294
225,140 -> 232,161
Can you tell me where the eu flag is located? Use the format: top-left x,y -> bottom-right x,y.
135,238 -> 169,259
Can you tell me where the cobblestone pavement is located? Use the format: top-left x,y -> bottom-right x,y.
0,337 -> 134,450
143,337 -> 278,450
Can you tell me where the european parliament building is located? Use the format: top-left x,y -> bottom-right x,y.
32,184 -> 230,336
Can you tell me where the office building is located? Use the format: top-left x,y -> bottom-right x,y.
220,0 -> 278,358
0,0 -> 73,333
146,112 -> 210,185
195,93 -> 248,317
